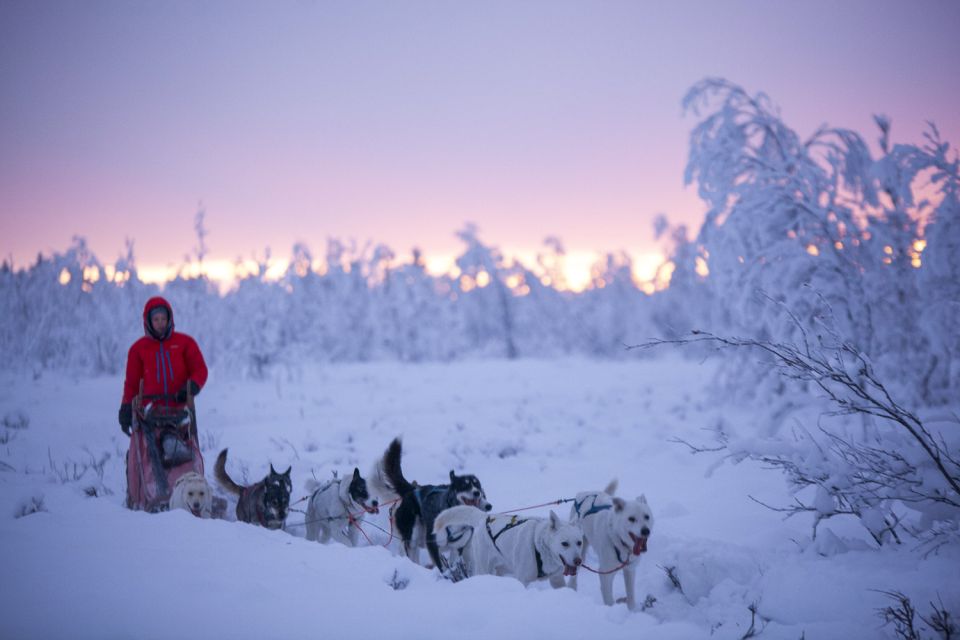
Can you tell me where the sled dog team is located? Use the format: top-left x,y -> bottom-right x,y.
172,436 -> 654,610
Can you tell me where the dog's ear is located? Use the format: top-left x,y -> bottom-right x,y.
549,510 -> 560,530
270,464 -> 277,475
613,497 -> 626,513
449,470 -> 456,482
353,467 -> 361,480
283,467 -> 291,476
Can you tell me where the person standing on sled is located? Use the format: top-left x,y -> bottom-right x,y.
118,296 -> 208,510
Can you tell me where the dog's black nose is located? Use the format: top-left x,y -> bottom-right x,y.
372,500 -> 379,507
641,527 -> 650,537
484,504 -> 492,511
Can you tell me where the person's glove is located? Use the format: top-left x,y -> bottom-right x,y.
175,380 -> 201,404
118,403 -> 132,436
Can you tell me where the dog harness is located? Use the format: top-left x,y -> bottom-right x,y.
484,516 -> 548,579
484,515 -> 529,553
573,494 -> 612,519
573,494 -> 634,565
312,479 -> 354,527
442,526 -> 471,545
534,549 -> 547,579
240,485 -> 268,527
412,486 -> 448,510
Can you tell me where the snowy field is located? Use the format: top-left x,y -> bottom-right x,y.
1,355 -> 956,639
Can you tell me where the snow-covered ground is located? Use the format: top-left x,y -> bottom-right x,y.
1,356 -> 956,639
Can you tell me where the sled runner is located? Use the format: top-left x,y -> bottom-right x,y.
126,383 -> 204,512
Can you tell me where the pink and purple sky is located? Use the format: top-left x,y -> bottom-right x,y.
2,1 -> 958,288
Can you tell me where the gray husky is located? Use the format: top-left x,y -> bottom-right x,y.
214,449 -> 292,530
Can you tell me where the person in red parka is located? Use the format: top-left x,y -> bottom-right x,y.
118,296 -> 208,434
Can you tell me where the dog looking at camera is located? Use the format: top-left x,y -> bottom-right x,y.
567,479 -> 653,610
304,467 -> 380,547
167,471 -> 213,518
214,448 -> 292,530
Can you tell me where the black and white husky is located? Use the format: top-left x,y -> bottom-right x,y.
434,506 -> 584,586
371,437 -> 492,572
567,480 -> 653,610
304,468 -> 380,547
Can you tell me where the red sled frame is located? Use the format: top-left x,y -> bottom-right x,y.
126,381 -> 205,512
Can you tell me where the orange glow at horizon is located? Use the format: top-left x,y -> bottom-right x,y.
76,247 -> 672,295
695,256 -> 709,277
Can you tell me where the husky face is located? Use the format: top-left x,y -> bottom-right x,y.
611,494 -> 653,555
449,470 -> 492,511
263,465 -> 293,529
348,467 -> 379,514
170,472 -> 212,518
547,511 -> 584,576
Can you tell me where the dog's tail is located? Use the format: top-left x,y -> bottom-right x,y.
370,437 -> 413,500
214,448 -> 244,497
604,478 -> 618,496
433,505 -> 482,550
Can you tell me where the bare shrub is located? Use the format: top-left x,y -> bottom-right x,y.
47,448 -> 111,485
2,411 -> 30,430
637,326 -> 960,548
14,495 -> 46,518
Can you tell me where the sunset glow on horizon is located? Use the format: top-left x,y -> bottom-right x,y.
59,246 -> 672,296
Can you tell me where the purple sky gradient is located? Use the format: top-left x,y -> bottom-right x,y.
2,1 -> 958,274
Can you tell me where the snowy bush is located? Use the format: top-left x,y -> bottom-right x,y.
642,79 -> 960,550
643,328 -> 960,551
654,78 -> 959,409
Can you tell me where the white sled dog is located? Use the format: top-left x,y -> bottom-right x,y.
434,506 -> 584,586
304,468 -> 380,547
168,471 -> 213,518
567,480 -> 653,610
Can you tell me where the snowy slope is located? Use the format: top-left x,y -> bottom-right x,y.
1,356 -> 956,639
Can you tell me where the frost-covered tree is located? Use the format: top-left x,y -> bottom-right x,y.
454,224 -> 518,359
649,218 -> 711,339
915,126 -> 960,402
670,78 -> 958,406
575,252 -> 649,356
649,78 -> 960,549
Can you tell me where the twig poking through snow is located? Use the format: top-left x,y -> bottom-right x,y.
660,564 -> 684,595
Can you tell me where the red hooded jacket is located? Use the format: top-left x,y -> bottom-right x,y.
121,297 -> 208,406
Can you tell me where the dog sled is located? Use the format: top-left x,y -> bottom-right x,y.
125,383 -> 204,512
